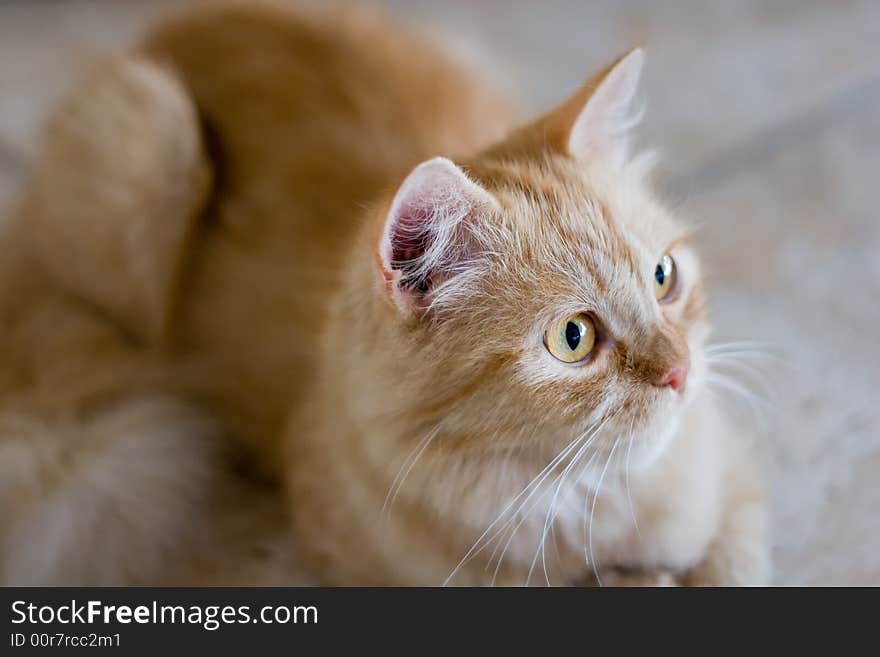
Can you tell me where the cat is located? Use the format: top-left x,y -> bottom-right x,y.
0,2 -> 768,585
282,55 -> 770,586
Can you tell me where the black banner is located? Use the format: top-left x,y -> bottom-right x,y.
0,587 -> 847,652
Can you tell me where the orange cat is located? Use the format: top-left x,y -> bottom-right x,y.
0,2 -> 768,585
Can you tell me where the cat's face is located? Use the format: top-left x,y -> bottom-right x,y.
464,157 -> 707,468
376,49 -> 707,471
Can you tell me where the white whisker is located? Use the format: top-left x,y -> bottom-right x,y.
492,420 -> 604,586
586,436 -> 621,586
443,419 -> 596,586
706,372 -> 772,435
485,423 -> 599,577
707,356 -> 776,395
706,373 -> 771,406
623,417 -> 642,540
527,413 -> 616,586
382,424 -> 441,517
705,340 -> 779,354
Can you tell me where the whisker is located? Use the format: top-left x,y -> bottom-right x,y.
536,432 -> 607,584
706,372 -> 772,406
706,351 -> 775,364
497,422 -> 603,586
705,339 -> 779,354
706,346 -> 780,358
706,349 -> 786,370
381,424 -> 441,517
586,436 -> 621,586
492,411 -> 617,586
485,422 -> 599,578
549,519 -> 563,581
492,479 -> 558,586
623,417 -> 642,540
527,413 -> 615,585
707,357 -> 777,398
444,419 -> 597,586
706,372 -> 772,435
519,445 -> 603,587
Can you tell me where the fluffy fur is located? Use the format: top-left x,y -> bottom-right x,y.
0,2 -> 768,585
287,92 -> 769,586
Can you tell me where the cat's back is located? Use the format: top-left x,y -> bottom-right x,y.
139,4 -> 514,468
142,3 -> 510,211
142,1 -> 513,313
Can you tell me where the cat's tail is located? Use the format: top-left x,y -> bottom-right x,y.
18,54 -> 212,346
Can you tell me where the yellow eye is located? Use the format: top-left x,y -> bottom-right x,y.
545,313 -> 596,363
654,254 -> 677,302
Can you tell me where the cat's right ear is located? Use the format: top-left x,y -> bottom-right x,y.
541,47 -> 644,168
377,157 -> 498,315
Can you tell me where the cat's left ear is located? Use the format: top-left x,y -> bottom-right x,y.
377,157 -> 498,315
546,47 -> 644,167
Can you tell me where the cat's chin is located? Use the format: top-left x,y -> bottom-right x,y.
570,412 -> 680,489
632,415 -> 681,469
567,379 -> 701,484
624,389 -> 696,472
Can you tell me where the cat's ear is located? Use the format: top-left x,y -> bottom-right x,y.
546,48 -> 644,167
378,157 -> 498,314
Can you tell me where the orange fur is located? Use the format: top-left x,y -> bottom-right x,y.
0,2 -> 767,585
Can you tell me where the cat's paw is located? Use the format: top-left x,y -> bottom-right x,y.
602,569 -> 682,587
678,559 -> 769,587
676,543 -> 771,587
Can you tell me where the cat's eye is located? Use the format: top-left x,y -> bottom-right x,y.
545,313 -> 596,364
654,254 -> 678,302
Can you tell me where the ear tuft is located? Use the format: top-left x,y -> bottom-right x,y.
378,157 -> 497,314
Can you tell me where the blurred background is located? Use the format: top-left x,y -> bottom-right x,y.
0,0 -> 877,585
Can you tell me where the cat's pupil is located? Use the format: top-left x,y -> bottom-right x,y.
565,321 -> 581,351
655,263 -> 665,286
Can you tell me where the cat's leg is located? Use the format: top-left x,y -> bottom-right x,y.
681,442 -> 770,586
0,395 -> 230,585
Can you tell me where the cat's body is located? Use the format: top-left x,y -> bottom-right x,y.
139,6 -> 514,477
0,3 -> 768,585
288,152 -> 767,586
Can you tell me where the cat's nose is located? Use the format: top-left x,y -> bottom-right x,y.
656,363 -> 689,393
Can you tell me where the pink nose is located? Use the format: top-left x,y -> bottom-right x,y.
658,365 -> 689,393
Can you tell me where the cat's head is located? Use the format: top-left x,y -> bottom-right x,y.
373,49 -> 708,471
